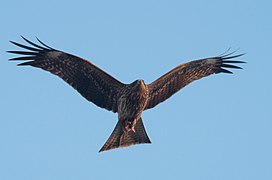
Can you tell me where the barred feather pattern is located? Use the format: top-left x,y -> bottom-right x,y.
8,36 -> 125,112
145,54 -> 245,110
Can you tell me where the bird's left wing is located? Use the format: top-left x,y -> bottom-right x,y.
8,36 -> 125,112
145,53 -> 245,110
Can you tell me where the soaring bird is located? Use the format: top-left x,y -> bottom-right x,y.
8,36 -> 245,152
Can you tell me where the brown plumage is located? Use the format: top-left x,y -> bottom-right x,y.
8,36 -> 245,152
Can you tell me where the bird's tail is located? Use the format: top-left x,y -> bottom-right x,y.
99,117 -> 151,152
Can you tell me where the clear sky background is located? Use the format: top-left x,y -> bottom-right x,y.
0,0 -> 271,180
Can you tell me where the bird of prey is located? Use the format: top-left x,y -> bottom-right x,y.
8,36 -> 245,152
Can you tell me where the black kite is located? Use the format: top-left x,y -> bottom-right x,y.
8,37 -> 245,152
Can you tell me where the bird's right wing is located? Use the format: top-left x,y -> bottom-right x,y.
145,53 -> 245,110
8,36 -> 125,112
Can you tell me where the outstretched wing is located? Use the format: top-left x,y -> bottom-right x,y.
8,36 -> 125,112
145,53 -> 245,110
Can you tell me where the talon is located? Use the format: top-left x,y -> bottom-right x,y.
124,121 -> 132,131
131,126 -> 136,133
124,120 -> 136,132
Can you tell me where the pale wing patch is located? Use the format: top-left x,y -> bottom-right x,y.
206,58 -> 217,64
47,51 -> 63,58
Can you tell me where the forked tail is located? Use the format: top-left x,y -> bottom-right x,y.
99,117 -> 151,152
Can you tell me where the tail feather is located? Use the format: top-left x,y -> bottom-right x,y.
99,117 -> 151,152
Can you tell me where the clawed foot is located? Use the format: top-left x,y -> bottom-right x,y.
124,121 -> 136,132
131,126 -> 135,133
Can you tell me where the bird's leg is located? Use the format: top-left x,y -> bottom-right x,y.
131,125 -> 135,133
124,120 -> 136,133
131,119 -> 137,132
124,121 -> 132,131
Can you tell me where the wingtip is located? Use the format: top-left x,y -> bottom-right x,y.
35,36 -> 40,42
17,61 -> 33,66
98,149 -> 104,153
219,68 -> 233,74
222,60 -> 246,64
9,40 -> 17,45
35,37 -> 55,50
20,35 -> 31,43
221,64 -> 243,69
222,53 -> 245,60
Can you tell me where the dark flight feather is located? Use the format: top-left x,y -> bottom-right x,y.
8,36 -> 125,112
145,54 -> 245,109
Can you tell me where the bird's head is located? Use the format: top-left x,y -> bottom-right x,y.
131,79 -> 146,91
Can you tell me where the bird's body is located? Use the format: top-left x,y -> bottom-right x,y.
118,80 -> 148,129
8,37 -> 245,152
100,80 -> 150,152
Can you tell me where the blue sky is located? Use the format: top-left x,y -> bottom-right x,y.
1,0 -> 271,179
